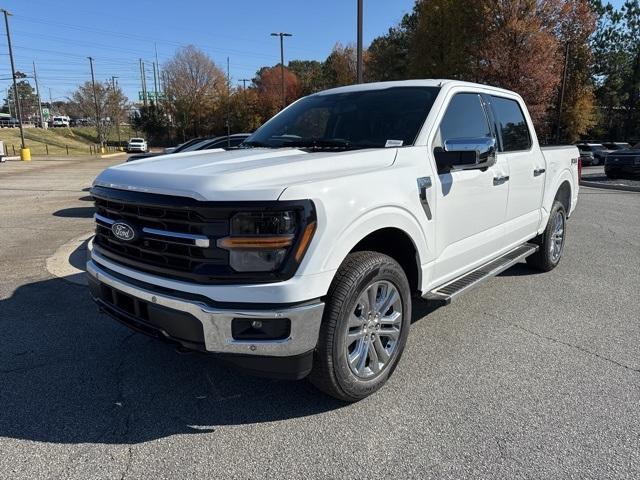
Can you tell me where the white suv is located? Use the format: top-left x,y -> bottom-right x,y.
126,138 -> 148,153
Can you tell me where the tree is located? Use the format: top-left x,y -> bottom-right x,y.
288,60 -> 326,95
365,16 -> 414,82
323,43 -> 358,88
590,0 -> 640,140
408,0 -> 486,80
3,75 -> 39,120
163,45 -> 227,138
228,87 -> 263,133
253,65 -> 301,119
475,0 -> 563,132
553,0 -> 597,142
131,101 -> 171,144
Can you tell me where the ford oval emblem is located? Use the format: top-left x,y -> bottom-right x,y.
112,221 -> 137,242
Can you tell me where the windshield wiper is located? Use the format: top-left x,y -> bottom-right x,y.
280,138 -> 371,150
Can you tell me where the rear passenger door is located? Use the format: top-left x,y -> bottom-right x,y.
488,95 -> 545,246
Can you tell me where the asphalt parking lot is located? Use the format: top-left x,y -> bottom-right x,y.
1,157 -> 639,479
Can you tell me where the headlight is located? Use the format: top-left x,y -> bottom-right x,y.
217,210 -> 316,272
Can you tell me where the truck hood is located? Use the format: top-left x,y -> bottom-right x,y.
94,147 -> 397,201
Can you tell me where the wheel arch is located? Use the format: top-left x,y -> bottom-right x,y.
319,208 -> 427,296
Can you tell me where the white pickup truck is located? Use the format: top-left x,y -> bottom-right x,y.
88,80 -> 579,401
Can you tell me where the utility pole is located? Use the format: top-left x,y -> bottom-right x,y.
139,59 -> 147,107
32,61 -> 46,129
2,9 -> 27,156
111,76 -> 121,148
226,56 -> 231,148
270,32 -> 292,109
556,42 -> 570,144
239,78 -> 251,90
154,43 -> 162,99
88,56 -> 102,149
152,61 -> 158,105
356,0 -> 364,83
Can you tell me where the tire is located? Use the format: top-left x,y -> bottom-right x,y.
526,200 -> 566,272
591,157 -> 599,166
309,251 -> 411,402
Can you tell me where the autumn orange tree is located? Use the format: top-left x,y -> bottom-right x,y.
253,65 -> 301,120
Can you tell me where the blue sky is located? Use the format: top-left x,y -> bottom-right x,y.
0,0 -> 626,103
0,0 -> 415,102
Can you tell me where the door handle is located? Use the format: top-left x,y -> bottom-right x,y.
534,168 -> 546,176
416,177 -> 432,220
493,175 -> 509,186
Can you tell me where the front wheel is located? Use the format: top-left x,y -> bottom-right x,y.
526,200 -> 567,272
310,251 -> 411,402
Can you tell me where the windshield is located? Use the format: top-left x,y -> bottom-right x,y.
244,86 -> 440,150
130,138 -> 144,143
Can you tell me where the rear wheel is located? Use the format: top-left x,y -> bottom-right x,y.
526,201 -> 566,272
310,251 -> 411,402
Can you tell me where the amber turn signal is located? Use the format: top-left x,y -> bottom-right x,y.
217,235 -> 294,250
295,222 -> 316,262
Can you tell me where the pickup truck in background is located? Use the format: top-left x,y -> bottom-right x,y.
88,80 -> 579,401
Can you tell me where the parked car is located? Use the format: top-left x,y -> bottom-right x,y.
126,138 -> 148,153
604,144 -> 640,179
576,143 -> 610,166
51,116 -> 70,127
126,134 -> 250,162
602,142 -> 632,151
0,117 -> 20,128
88,80 -> 579,401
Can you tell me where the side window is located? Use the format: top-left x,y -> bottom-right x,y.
491,96 -> 532,151
439,93 -> 491,143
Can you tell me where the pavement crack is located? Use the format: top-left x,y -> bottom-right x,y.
120,446 -> 133,480
507,320 -> 640,375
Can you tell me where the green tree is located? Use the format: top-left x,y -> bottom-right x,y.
365,13 -> 415,82
408,0 -> 486,80
590,0 -> 640,140
288,60 -> 326,95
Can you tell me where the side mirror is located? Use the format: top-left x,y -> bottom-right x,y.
434,137 -> 497,171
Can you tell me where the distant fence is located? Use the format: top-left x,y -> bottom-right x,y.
4,143 -> 123,156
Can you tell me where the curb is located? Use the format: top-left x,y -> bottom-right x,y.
46,232 -> 93,286
100,152 -> 127,159
580,180 -> 640,193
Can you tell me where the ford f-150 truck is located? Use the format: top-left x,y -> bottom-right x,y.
88,80 -> 579,401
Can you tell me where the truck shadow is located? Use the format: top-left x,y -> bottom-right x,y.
52,206 -> 95,218
0,277 -> 348,445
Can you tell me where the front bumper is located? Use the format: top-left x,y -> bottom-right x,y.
87,259 -> 324,366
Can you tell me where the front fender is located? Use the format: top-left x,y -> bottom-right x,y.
319,205 -> 428,273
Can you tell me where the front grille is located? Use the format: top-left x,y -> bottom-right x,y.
90,186 -> 315,284
92,186 -> 231,282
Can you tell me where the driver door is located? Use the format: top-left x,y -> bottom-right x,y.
430,92 -> 510,284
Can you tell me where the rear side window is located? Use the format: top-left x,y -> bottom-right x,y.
491,96 -> 531,151
439,93 -> 491,142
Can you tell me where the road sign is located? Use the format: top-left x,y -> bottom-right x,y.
42,108 -> 50,121
138,91 -> 165,102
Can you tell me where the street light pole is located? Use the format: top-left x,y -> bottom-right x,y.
270,32 -> 292,109
356,0 -> 363,83
111,76 -> 121,149
2,9 -> 26,154
88,56 -> 102,149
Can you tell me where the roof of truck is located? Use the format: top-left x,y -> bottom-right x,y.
315,79 -> 519,97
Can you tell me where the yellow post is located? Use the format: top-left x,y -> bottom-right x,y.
20,147 -> 31,161
100,146 -> 106,154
